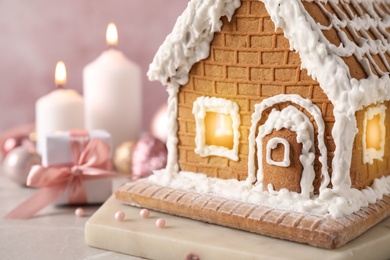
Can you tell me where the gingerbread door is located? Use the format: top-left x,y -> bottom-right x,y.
262,128 -> 303,193
255,105 -> 316,195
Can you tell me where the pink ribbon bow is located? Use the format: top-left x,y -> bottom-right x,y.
4,130 -> 118,219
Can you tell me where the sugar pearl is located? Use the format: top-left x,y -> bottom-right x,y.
140,209 -> 150,218
156,218 -> 166,228
115,211 -> 126,221
75,207 -> 85,217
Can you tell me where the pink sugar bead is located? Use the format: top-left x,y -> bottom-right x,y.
140,209 -> 150,218
75,207 -> 85,217
156,218 -> 166,229
115,211 -> 126,221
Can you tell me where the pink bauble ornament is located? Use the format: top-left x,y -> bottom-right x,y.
3,146 -> 41,186
150,104 -> 168,143
115,211 -> 126,221
140,209 -> 150,218
131,135 -> 167,180
0,123 -> 35,160
156,218 -> 166,228
3,137 -> 19,155
75,207 -> 85,217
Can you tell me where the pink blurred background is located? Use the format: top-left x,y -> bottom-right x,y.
0,0 -> 187,133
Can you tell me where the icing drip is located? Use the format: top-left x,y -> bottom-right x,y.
147,0 -> 241,87
257,106 -> 315,198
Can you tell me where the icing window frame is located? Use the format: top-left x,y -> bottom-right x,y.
192,96 -> 240,161
266,137 -> 290,167
362,104 -> 387,164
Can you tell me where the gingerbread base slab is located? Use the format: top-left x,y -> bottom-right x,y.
85,195 -> 390,260
115,180 -> 390,249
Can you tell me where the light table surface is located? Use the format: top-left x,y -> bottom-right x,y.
0,171 -> 138,260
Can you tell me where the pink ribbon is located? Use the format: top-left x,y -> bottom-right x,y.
4,130 -> 118,219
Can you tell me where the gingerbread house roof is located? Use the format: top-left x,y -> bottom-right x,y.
148,0 -> 390,114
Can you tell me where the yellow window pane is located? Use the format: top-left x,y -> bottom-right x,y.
366,114 -> 382,150
204,112 -> 234,149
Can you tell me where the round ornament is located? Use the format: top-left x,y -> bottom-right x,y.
155,218 -> 166,229
3,146 -> 41,186
114,141 -> 136,173
140,208 -> 150,218
114,211 -> 126,221
75,207 -> 85,217
132,135 -> 167,180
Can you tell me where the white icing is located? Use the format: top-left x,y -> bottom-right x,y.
148,0 -> 241,174
147,0 -> 390,218
248,94 -> 329,193
165,83 -> 180,174
148,170 -> 390,218
362,104 -> 387,164
192,96 -> 241,161
265,137 -> 290,167
147,0 -> 241,87
261,0 -> 390,193
258,106 -> 315,198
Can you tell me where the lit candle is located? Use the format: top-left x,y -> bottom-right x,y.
35,61 -> 85,154
83,23 -> 142,150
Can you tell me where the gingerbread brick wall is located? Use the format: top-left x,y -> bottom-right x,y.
177,0 -> 335,183
350,101 -> 390,189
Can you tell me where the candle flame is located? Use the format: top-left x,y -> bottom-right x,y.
106,23 -> 118,47
55,61 -> 67,87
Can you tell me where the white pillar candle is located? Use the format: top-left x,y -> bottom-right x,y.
83,23 -> 142,151
35,61 -> 84,154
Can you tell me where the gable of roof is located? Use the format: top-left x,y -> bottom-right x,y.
147,0 -> 241,87
148,0 -> 390,113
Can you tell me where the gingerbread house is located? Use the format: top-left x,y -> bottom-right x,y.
116,0 -> 390,248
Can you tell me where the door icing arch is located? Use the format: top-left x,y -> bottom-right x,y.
247,94 -> 329,193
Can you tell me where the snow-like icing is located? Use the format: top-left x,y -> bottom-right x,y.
258,106 -> 315,198
147,0 -> 390,218
262,0 -> 390,192
148,169 -> 390,218
192,96 -> 241,161
247,94 -> 329,192
147,0 -> 241,87
148,0 -> 241,174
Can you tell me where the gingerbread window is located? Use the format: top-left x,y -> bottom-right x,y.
266,137 -> 291,167
192,96 -> 240,161
362,104 -> 386,164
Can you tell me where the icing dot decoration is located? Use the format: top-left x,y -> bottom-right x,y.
115,211 -> 126,221
155,218 -> 166,229
140,209 -> 150,218
75,207 -> 85,217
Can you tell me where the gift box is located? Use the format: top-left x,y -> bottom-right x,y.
41,129 -> 113,205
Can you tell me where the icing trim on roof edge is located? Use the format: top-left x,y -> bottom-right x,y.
147,0 -> 241,87
147,0 -> 390,112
